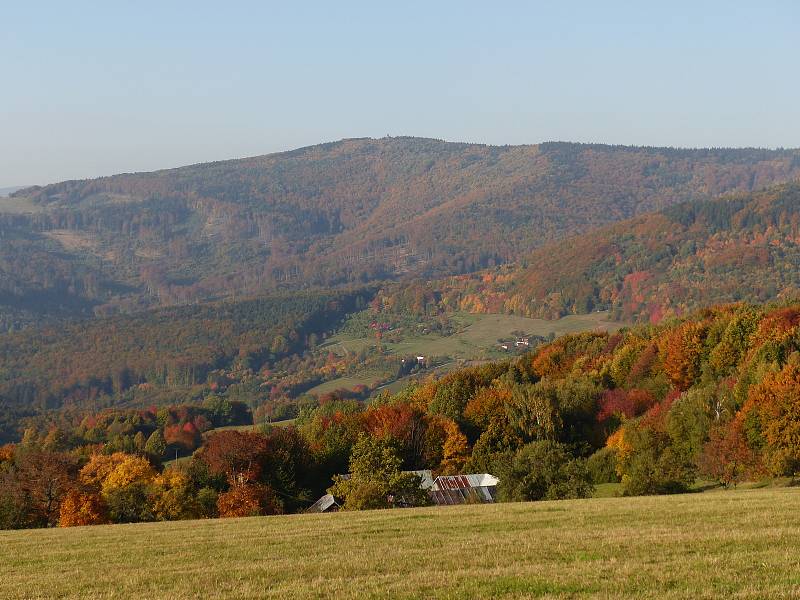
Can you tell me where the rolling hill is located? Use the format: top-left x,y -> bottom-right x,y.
387,183 -> 800,322
0,187 -> 26,198
3,137 -> 800,328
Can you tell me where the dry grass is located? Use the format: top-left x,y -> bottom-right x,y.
3,487 -> 800,599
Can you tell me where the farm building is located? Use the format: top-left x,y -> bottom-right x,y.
306,494 -> 340,513
311,471 -> 496,511
429,474 -> 499,506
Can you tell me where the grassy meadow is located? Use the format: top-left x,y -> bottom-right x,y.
312,311 -> 622,396
327,311 -> 622,362
3,487 -> 800,599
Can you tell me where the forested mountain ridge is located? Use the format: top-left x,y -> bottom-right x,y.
4,137 -> 800,329
375,183 -> 800,323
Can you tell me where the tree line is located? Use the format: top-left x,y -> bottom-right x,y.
5,299 -> 800,528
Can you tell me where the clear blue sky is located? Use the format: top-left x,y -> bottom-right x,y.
2,1 -> 798,187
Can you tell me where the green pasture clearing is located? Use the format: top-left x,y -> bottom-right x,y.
313,360 -> 465,398
205,420 -> 296,434
330,311 -> 621,362
446,310 -> 624,340
314,311 -> 623,394
3,487 -> 800,599
307,373 -> 387,396
372,360 -> 464,396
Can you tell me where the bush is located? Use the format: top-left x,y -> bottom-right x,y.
587,447 -> 620,484
498,440 -> 593,502
195,487 -> 219,518
619,426 -> 696,495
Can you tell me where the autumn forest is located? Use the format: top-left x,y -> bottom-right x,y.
3,138 -> 800,530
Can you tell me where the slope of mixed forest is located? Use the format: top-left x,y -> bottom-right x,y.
0,289 -> 370,443
3,138 -> 800,328
382,183 -> 800,322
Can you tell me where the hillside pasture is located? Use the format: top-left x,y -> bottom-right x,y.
326,311 -> 621,362
2,487 -> 799,599
313,311 -> 623,395
391,311 -> 622,359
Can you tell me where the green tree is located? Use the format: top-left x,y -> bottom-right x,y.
203,395 -> 233,426
497,440 -> 593,502
618,424 -> 696,496
586,446 -> 620,484
507,383 -> 562,442
144,429 -> 167,461
328,435 -> 428,510
133,431 -> 147,453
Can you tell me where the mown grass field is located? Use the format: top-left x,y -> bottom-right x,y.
3,487 -> 800,599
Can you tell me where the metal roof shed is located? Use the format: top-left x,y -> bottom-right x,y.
429,473 -> 499,505
306,493 -> 341,513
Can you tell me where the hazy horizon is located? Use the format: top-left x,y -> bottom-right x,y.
3,1 -> 799,188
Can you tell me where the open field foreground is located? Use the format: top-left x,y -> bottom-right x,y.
3,488 -> 800,599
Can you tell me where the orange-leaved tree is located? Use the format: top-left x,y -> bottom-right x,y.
740,359 -> 800,476
58,489 -> 108,527
660,320 -> 708,391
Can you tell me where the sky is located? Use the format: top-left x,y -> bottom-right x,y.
1,1 -> 799,187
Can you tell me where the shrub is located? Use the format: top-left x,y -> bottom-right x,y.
618,425 -> 696,495
586,447 -> 620,484
498,440 -> 593,502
